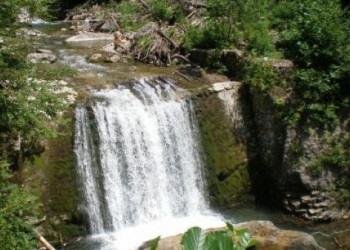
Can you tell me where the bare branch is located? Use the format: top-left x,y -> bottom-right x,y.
156,30 -> 178,49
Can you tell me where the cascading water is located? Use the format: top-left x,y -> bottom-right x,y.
74,77 -> 223,249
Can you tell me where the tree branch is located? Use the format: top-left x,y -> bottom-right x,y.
156,30 -> 178,49
34,229 -> 56,250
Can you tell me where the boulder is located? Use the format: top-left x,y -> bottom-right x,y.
114,31 -> 132,54
27,53 -> 56,64
209,81 -> 238,93
99,20 -> 118,33
222,49 -> 246,79
88,53 -> 104,62
104,54 -> 121,63
16,28 -> 47,38
101,42 -> 118,54
139,221 -> 324,250
65,32 -> 114,43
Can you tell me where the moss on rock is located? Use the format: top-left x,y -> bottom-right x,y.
193,93 -> 251,206
19,110 -> 85,244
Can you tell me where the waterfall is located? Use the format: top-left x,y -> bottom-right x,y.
74,77 -> 223,249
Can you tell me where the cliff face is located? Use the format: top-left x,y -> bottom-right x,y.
216,81 -> 349,221
193,82 -> 251,206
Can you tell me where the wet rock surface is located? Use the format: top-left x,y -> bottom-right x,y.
27,52 -> 57,64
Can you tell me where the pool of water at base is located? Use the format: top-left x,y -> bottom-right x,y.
62,202 -> 349,250
218,203 -> 349,250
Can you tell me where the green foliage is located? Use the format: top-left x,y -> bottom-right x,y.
136,34 -> 153,49
148,0 -> 173,22
273,0 -> 350,128
181,226 -> 207,250
113,1 -> 143,31
275,0 -> 347,70
149,236 -> 161,250
183,21 -> 232,51
0,0 -> 53,34
0,161 -> 38,249
183,0 -> 276,71
189,0 -> 275,55
33,64 -> 76,80
244,60 -> 278,92
308,135 -> 350,206
0,0 -> 74,246
180,223 -> 256,250
0,0 -> 68,162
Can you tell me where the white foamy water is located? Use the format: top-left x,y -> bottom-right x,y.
59,49 -> 105,72
74,77 -> 224,249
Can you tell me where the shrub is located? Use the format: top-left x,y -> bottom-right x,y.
244,60 -> 278,92
275,0 -> 347,70
0,161 -> 38,249
273,0 -> 350,128
148,0 -> 173,22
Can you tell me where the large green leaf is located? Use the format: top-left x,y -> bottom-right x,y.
180,225 -> 256,250
207,231 -> 234,250
234,229 -> 257,249
181,227 -> 207,250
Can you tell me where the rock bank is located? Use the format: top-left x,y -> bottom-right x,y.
139,220 -> 324,250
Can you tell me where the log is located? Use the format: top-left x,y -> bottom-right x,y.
172,54 -> 190,63
34,229 -> 56,250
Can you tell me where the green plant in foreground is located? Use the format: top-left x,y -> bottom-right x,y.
150,222 -> 256,250
181,222 -> 256,250
150,222 -> 257,250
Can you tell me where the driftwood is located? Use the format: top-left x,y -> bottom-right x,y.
174,70 -> 192,81
156,30 -> 179,49
108,12 -> 121,30
34,229 -> 56,250
172,54 -> 190,63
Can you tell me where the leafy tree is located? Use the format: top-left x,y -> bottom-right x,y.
275,0 -> 347,70
274,0 -> 350,128
0,0 -> 68,248
0,0 -> 68,163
